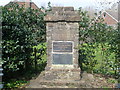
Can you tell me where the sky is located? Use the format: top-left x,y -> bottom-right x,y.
0,0 -> 118,10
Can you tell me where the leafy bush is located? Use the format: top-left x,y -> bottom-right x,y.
2,2 -> 46,75
31,43 -> 47,71
4,80 -> 28,88
78,7 -> 119,77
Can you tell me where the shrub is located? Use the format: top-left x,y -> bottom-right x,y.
2,2 -> 46,75
78,7 -> 118,77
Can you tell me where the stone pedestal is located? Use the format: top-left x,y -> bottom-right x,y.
44,7 -> 81,81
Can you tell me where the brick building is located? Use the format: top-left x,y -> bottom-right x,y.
6,0 -> 39,10
101,2 -> 120,27
102,11 -> 118,27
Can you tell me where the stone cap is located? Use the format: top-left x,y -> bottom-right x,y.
44,7 -> 80,22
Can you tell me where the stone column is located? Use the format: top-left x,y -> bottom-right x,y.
45,7 -> 80,71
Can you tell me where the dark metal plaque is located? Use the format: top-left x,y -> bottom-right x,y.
53,42 -> 72,52
52,54 -> 73,64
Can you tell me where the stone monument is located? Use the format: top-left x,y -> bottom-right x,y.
28,7 -> 82,88
44,7 -> 81,81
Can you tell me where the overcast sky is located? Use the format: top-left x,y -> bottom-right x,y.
0,0 -> 118,10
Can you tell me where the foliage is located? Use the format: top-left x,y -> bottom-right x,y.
93,43 -> 116,75
4,80 -> 28,88
1,2 -> 52,88
79,43 -> 97,73
2,2 -> 46,76
110,23 -> 120,81
2,1 -> 119,88
78,7 -> 118,77
78,8 -> 98,73
0,7 -> 2,66
31,43 -> 47,71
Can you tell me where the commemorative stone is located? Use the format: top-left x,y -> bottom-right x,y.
44,7 -> 81,80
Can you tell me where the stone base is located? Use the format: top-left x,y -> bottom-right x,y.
27,71 -> 115,88
44,68 -> 81,81
27,68 -> 81,88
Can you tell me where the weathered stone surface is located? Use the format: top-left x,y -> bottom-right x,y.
27,71 -> 116,88
45,7 -> 80,70
44,7 -> 80,22
45,15 -> 80,22
46,22 -> 79,67
52,7 -> 74,11
44,69 -> 80,80
81,72 -> 95,82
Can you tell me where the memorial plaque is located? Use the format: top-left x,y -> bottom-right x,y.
52,54 -> 73,64
53,42 -> 72,52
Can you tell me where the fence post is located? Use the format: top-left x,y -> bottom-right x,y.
0,43 -> 3,89
0,65 -> 3,89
